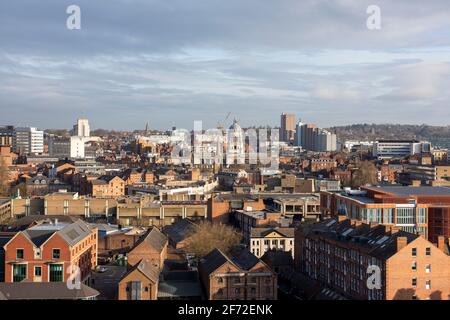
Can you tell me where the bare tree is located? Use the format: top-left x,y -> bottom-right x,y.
351,160 -> 378,188
186,221 -> 242,258
0,158 -> 10,197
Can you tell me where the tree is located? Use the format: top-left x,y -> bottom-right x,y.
351,160 -> 378,188
0,158 -> 10,197
186,221 -> 242,258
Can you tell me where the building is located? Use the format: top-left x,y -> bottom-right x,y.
198,247 -> 277,300
314,129 -> 337,152
89,175 -> 125,197
126,227 -> 168,269
72,118 -> 90,137
373,140 -> 431,160
294,121 -> 304,147
250,227 -> 294,258
320,186 -> 450,243
0,126 -> 14,146
118,259 -> 160,300
272,194 -> 321,220
280,113 -> 296,143
3,219 -> 98,283
48,136 -> 71,158
295,216 -> 450,300
13,127 -> 44,155
207,193 -> 265,224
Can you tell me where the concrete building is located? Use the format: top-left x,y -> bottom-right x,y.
13,127 -> 44,155
373,140 -> 432,160
72,118 -> 90,138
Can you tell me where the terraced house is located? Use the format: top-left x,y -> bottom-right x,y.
3,219 -> 97,284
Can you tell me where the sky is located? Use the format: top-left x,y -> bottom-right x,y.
1,0 -> 450,130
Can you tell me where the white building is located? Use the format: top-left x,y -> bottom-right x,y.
72,118 -> 90,137
13,127 -> 44,155
250,228 -> 295,258
373,140 -> 431,160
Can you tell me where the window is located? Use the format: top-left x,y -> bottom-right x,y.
16,249 -> 24,259
13,264 -> 27,282
235,288 -> 240,294
53,249 -> 60,259
425,248 -> 431,256
412,278 -> 417,286
418,208 -> 427,224
411,248 -> 417,257
250,288 -> 256,294
145,287 -> 149,292
217,277 -> 223,283
49,264 -> 63,282
217,288 -> 223,295
425,280 -> 431,290
34,266 -> 42,277
411,261 -> 417,270
426,264 -> 431,273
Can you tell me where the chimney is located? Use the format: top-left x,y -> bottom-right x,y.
396,237 -> 408,252
437,236 -> 447,252
337,214 -> 347,222
411,180 -> 421,187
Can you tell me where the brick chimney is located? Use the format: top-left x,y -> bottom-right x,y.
396,237 -> 408,252
437,236 -> 448,252
337,215 -> 347,222
411,180 -> 421,187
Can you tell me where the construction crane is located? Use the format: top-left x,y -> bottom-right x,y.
217,112 -> 232,130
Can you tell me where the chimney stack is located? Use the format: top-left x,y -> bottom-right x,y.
337,214 -> 347,222
396,237 -> 408,252
437,236 -> 447,252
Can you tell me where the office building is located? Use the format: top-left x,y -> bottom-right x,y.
72,118 -> 90,137
12,127 -> 44,155
373,140 -> 432,160
320,186 -> 450,243
280,113 -> 296,143
0,126 -> 14,146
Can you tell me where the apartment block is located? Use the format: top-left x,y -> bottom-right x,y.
295,216 -> 450,300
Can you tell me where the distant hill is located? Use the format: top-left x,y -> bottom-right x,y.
326,124 -> 450,149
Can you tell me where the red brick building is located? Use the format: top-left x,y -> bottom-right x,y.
3,219 -> 97,284
295,217 -> 450,300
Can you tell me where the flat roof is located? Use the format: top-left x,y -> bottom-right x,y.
372,186 -> 450,197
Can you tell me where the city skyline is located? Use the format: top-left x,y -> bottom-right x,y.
1,1 -> 450,130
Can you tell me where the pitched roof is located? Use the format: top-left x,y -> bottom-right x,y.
162,219 -> 196,244
130,227 -> 167,254
199,246 -> 265,276
251,227 -> 295,238
0,283 -> 99,300
306,217 -> 420,260
122,259 -> 160,284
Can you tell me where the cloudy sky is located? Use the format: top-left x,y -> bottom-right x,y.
1,0 -> 450,130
